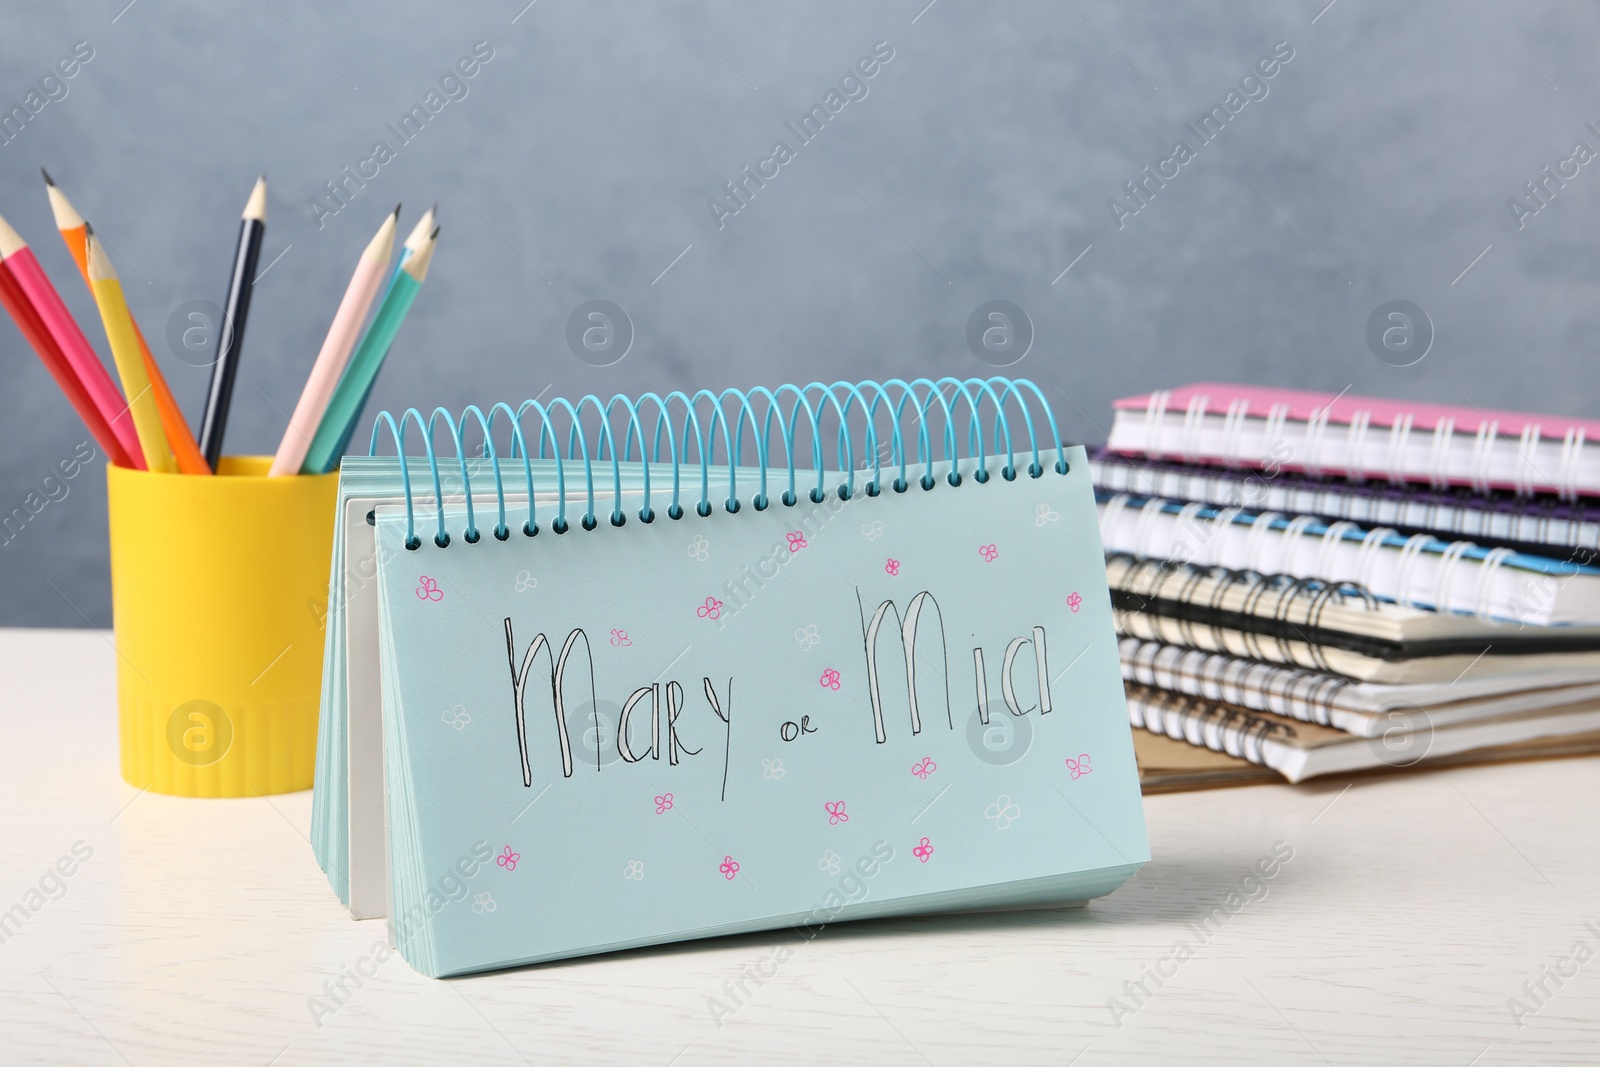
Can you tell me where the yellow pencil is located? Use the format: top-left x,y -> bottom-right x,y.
86,228 -> 173,473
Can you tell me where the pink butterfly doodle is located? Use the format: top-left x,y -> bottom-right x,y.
885,558 -> 900,576
496,845 -> 520,872
720,855 -> 741,880
1067,591 -> 1083,613
655,792 -> 674,814
1065,753 -> 1093,779
913,837 -> 934,863
609,629 -> 632,647
819,668 -> 841,690
978,544 -> 999,563
825,800 -> 849,825
415,576 -> 443,601
911,757 -> 936,780
786,531 -> 809,552
696,596 -> 723,621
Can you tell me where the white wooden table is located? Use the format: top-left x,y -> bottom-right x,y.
1,628 -> 1595,1065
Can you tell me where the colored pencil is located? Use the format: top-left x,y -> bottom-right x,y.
197,175 -> 266,469
393,204 -> 436,285
86,230 -> 173,472
44,170 -> 211,475
323,204 -> 438,464
0,249 -> 132,467
267,205 -> 399,477
301,226 -> 438,474
0,212 -> 145,469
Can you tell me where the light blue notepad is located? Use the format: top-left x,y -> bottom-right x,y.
313,379 -> 1149,977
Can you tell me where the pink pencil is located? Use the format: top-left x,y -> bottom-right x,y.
0,213 -> 145,469
268,206 -> 399,476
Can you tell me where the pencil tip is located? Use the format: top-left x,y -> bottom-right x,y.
403,227 -> 439,281
85,229 -> 116,280
243,175 -> 268,222
42,171 -> 87,231
0,212 -> 25,258
83,220 -> 94,236
393,203 -> 402,217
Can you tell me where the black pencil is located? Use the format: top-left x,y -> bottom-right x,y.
197,175 -> 266,469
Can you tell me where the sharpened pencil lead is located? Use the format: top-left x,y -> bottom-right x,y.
85,231 -> 117,283
242,175 -> 267,222
400,206 -> 435,254
42,171 -> 86,232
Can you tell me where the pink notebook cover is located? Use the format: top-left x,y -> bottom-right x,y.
1113,383 -> 1600,439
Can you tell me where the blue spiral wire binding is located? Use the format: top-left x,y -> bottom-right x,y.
365,378 -> 1069,550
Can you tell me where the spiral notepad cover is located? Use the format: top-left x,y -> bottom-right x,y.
1104,552 -> 1600,685
1116,636 -> 1600,737
1109,383 -> 1600,499
1094,490 -> 1600,626
317,377 -> 1150,976
1124,680 -> 1600,783
1106,550 -> 1383,673
1126,683 -> 1306,767
1090,448 -> 1600,557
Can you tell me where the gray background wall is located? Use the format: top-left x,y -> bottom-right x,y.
3,0 -> 1598,627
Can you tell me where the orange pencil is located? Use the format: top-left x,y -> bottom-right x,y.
43,171 -> 209,474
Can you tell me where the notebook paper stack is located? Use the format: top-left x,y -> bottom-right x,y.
1093,383 -> 1600,786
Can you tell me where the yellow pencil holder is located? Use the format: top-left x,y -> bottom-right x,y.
108,457 -> 339,797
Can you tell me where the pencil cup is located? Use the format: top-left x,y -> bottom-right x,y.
108,457 -> 339,797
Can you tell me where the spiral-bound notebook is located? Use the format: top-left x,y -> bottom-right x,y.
1096,492 -> 1600,625
1089,449 -> 1600,557
1131,723 -> 1600,793
310,379 -> 1149,977
1106,554 -> 1600,683
1125,683 -> 1600,782
1117,637 -> 1600,736
1109,384 -> 1600,499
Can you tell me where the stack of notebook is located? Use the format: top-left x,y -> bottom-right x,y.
1092,383 -> 1600,788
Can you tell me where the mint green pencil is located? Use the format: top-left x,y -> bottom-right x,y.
301,226 -> 438,474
